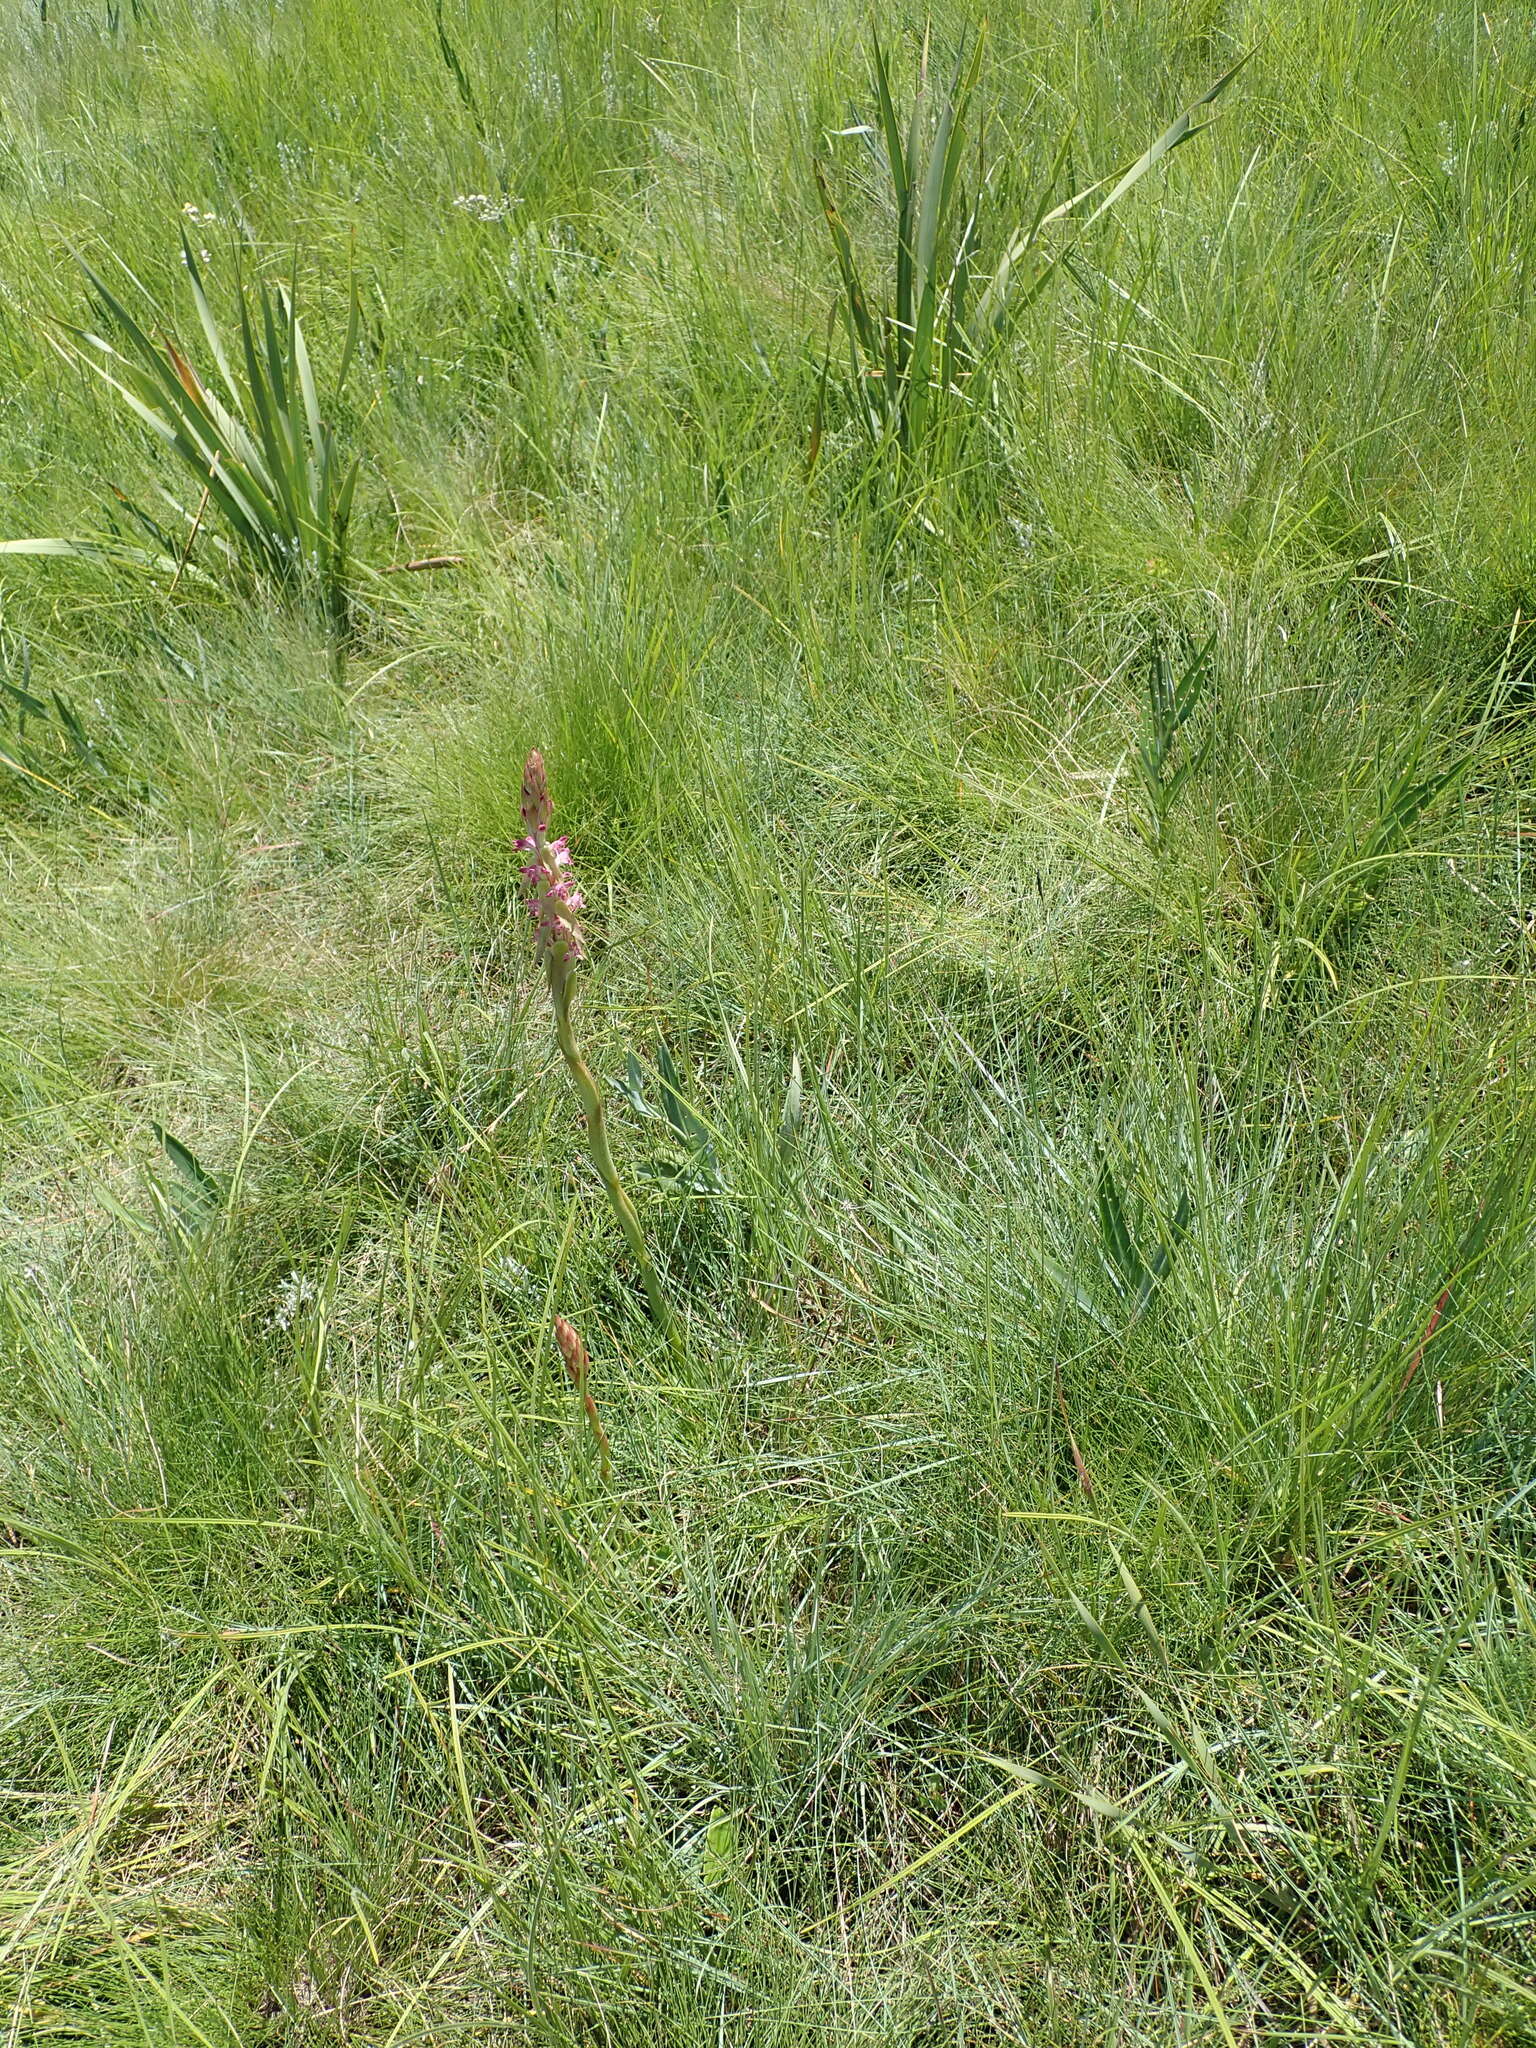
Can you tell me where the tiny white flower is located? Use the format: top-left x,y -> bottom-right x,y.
453,192 -> 515,222
268,1270 -> 317,1332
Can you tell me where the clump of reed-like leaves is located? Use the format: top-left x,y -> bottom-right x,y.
812,25 -> 1244,476
4,233 -> 361,648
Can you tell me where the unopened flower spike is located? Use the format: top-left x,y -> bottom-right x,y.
555,1315 -> 611,1481
516,751 -> 676,1342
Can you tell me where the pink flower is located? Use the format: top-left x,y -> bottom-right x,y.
517,755 -> 584,974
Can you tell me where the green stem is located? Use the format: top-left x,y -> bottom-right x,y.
553,988 -> 678,1344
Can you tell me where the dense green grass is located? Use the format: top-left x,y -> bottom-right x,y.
3,1 -> 1536,2041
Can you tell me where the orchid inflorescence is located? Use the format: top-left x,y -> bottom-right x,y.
517,750 -> 586,984
515,750 -> 677,1344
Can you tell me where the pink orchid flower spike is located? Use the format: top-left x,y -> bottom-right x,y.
514,751 -> 676,1344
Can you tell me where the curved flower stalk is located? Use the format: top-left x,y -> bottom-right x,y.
518,751 -> 677,1341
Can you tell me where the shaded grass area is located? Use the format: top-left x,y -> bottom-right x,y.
2,0 -> 1536,2041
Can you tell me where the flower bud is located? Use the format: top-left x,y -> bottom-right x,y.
520,749 -> 553,835
554,1315 -> 588,1384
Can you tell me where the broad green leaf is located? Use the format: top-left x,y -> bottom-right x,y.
1080,54 -> 1250,232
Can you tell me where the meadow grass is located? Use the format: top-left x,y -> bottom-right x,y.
2,1 -> 1535,2041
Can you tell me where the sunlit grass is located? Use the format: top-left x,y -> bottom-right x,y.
1,2 -> 1535,2043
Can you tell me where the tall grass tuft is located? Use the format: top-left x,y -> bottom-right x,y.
813,25 -> 1244,480
7,234 -> 362,649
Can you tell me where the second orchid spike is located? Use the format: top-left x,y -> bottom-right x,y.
555,1314 -> 611,1480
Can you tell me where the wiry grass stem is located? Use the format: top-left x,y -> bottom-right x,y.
552,984 -> 677,1342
